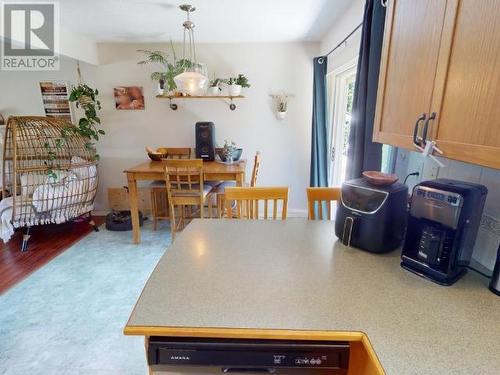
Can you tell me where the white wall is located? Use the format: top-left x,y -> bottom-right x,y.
395,150 -> 500,271
320,0 -> 364,74
0,42 -> 318,214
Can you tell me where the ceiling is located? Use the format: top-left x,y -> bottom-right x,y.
34,0 -> 352,43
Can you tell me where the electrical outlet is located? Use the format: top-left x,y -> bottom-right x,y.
423,162 -> 440,180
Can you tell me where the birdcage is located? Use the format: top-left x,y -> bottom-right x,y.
1,116 -> 99,250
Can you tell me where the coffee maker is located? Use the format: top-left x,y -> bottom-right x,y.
401,179 -> 487,285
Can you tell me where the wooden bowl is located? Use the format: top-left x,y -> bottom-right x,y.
362,171 -> 399,186
147,152 -> 169,161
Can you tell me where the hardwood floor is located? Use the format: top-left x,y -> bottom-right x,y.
0,216 -> 105,295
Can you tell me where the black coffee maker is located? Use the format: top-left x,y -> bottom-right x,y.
401,179 -> 487,285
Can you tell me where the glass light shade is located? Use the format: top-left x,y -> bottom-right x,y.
174,70 -> 208,96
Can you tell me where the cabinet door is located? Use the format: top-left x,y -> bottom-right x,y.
373,0 -> 449,149
430,0 -> 500,169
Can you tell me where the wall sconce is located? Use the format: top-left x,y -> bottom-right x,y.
270,93 -> 293,120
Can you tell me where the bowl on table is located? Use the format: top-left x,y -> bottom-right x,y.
146,147 -> 169,161
215,148 -> 243,162
362,171 -> 399,186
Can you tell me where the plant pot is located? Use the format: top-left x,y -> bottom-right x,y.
228,84 -> 242,97
207,86 -> 220,96
215,148 -> 243,162
277,111 -> 287,120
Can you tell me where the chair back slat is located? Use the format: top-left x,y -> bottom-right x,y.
250,151 -> 262,187
224,187 -> 288,220
164,159 -> 204,197
306,187 -> 341,220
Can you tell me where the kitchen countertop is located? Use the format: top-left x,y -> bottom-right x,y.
125,219 -> 499,375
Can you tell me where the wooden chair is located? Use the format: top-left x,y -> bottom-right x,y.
223,187 -> 288,220
150,148 -> 191,230
164,159 -> 215,238
216,151 -> 262,217
306,187 -> 341,220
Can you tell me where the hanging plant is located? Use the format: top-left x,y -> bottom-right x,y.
68,83 -> 103,142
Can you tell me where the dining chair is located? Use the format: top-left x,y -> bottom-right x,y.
150,148 -> 191,230
164,159 -> 216,238
306,187 -> 341,220
223,186 -> 288,220
216,151 -> 262,217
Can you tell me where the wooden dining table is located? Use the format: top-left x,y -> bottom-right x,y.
124,160 -> 246,244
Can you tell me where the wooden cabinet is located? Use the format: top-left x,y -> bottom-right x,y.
374,0 -> 500,169
374,0 -> 448,149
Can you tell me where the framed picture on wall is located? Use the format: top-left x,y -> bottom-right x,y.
114,86 -> 145,110
39,81 -> 73,122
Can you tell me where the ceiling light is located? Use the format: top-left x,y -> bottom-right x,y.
174,4 -> 208,96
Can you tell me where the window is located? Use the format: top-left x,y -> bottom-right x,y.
327,60 -> 396,186
327,59 -> 357,187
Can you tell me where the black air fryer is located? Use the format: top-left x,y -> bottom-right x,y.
335,178 -> 408,253
401,179 -> 487,285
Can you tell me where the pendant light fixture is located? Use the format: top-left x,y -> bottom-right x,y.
174,4 -> 208,96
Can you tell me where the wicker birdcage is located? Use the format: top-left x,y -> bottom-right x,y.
1,116 -> 99,250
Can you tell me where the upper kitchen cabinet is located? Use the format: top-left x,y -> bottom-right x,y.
374,0 -> 500,169
430,0 -> 500,169
373,0 -> 449,149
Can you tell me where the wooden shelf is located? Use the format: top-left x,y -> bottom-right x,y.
156,95 -> 245,111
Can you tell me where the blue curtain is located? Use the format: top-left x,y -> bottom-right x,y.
310,56 -> 329,188
346,0 -> 386,180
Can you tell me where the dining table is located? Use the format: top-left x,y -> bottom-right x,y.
124,159 -> 247,244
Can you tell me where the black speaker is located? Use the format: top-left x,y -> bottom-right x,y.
195,122 -> 215,161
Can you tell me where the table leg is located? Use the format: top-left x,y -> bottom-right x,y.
127,172 -> 141,244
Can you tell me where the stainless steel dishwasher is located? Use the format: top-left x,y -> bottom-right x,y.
148,337 -> 350,375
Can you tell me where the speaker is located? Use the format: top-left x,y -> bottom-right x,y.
195,122 -> 215,161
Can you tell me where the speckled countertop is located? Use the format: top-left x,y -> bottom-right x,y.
126,219 -> 500,375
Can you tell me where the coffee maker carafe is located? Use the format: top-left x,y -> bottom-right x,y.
401,179 -> 487,285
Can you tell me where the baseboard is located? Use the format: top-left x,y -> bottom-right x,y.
93,209 -> 309,218
287,209 -> 308,218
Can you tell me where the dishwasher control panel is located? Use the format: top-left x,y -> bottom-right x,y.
148,337 -> 349,372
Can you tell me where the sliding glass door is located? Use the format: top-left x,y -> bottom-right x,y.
327,59 -> 357,187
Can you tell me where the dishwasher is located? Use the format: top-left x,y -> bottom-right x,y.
147,337 -> 350,375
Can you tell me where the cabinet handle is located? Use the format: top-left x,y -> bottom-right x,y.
422,112 -> 436,144
413,113 -> 427,147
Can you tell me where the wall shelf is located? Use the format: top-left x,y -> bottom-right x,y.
156,95 -> 245,111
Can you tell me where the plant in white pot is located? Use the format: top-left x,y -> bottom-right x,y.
227,74 -> 250,96
272,94 -> 292,120
208,75 -> 225,96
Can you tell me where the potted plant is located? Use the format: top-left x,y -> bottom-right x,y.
208,75 -> 225,96
137,49 -> 170,95
138,42 -> 198,96
272,94 -> 292,120
227,74 -> 250,96
216,140 -> 243,163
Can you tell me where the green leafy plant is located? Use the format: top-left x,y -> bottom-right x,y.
209,74 -> 226,90
138,42 -> 199,93
235,74 -> 250,88
68,84 -> 103,142
225,74 -> 250,88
